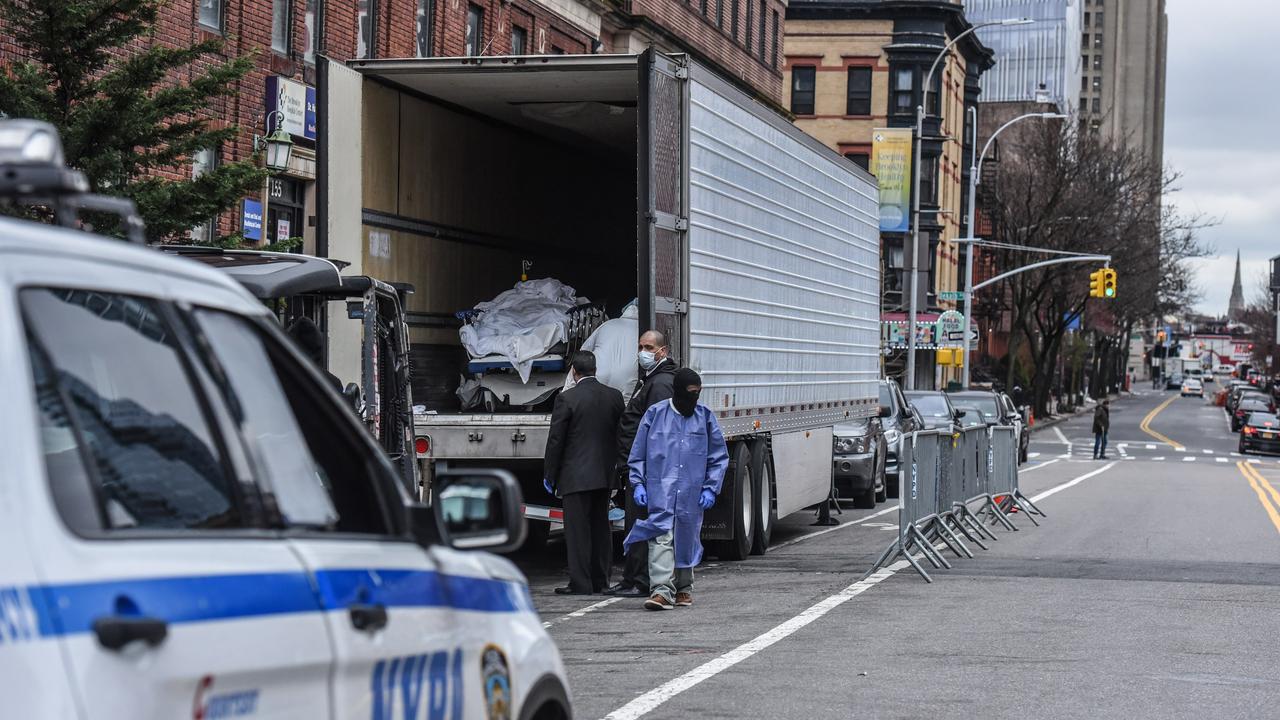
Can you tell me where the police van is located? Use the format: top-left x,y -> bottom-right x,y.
0,120 -> 571,719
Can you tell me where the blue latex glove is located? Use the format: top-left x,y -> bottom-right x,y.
699,489 -> 716,510
633,485 -> 647,506
543,478 -> 555,495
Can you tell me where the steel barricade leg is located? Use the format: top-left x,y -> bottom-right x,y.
909,524 -> 950,569
948,503 -> 989,549
958,502 -> 999,541
934,514 -> 973,559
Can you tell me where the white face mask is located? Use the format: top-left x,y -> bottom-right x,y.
638,350 -> 659,371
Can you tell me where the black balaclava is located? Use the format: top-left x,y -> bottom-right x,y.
673,368 -> 702,417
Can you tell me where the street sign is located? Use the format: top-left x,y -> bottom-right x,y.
939,291 -> 966,301
947,328 -> 980,347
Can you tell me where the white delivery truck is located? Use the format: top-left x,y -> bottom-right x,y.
316,51 -> 882,559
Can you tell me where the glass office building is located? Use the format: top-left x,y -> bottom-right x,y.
965,0 -> 1081,112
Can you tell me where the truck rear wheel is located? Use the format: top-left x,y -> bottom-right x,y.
749,438 -> 775,556
711,442 -> 755,561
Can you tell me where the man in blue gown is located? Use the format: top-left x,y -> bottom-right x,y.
622,368 -> 730,610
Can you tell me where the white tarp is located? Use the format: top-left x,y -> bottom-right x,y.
459,278 -> 585,382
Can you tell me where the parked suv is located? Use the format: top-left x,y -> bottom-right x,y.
0,120 -> 571,719
947,389 -> 1030,463
905,390 -> 965,434
878,378 -> 922,498
832,418 -> 887,508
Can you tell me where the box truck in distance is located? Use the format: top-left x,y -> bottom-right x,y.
317,51 -> 882,558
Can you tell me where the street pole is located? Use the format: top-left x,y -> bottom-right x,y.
905,17 -> 1032,391
959,109 -> 1066,388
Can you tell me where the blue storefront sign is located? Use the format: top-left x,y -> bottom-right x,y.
265,76 -> 317,142
242,198 -> 263,241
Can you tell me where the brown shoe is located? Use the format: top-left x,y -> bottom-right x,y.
675,592 -> 693,607
643,594 -> 674,611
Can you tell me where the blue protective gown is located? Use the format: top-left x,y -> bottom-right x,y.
622,400 -> 730,568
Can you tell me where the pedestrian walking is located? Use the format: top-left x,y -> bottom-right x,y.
604,330 -> 677,598
622,368 -> 729,610
543,351 -> 625,595
1093,399 -> 1111,459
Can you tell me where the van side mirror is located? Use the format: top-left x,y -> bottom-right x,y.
878,405 -> 892,418
428,468 -> 525,553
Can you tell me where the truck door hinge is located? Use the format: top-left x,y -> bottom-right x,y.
468,431 -> 484,442
511,431 -> 527,443
675,217 -> 689,231
675,67 -> 689,80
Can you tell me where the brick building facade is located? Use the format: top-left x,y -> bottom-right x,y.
2,0 -> 784,248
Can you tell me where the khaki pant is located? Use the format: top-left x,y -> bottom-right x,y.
648,530 -> 693,603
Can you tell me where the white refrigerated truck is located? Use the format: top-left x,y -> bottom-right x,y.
317,51 -> 881,558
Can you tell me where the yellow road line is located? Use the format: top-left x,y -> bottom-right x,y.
1139,396 -> 1184,449
1237,461 -> 1280,537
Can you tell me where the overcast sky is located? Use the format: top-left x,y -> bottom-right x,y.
1165,0 -> 1280,315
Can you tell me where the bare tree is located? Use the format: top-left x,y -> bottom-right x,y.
980,120 -> 1209,416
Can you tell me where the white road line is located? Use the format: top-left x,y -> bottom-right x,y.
1203,449 -> 1213,455
1053,426 -> 1071,447
1029,452 -> 1042,458
1118,443 -> 1129,457
1146,444 -> 1157,450
1029,461 -> 1118,503
1153,457 -> 1165,461
1019,458 -> 1061,472
1216,457 -> 1229,463
600,561 -> 909,720
1176,447 -> 1187,452
1248,459 -> 1261,464
543,597 -> 623,628
770,504 -> 901,550
1183,456 -> 1196,462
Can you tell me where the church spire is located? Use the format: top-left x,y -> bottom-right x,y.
1228,250 -> 1245,320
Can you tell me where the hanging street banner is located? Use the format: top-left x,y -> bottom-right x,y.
871,128 -> 912,233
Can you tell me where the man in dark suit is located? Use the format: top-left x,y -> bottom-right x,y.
544,351 -> 626,595
605,329 -> 677,597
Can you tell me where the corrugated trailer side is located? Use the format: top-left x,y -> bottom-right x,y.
687,64 -> 882,432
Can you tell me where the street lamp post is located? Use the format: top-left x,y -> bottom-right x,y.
904,17 -> 1031,391
958,110 -> 1067,388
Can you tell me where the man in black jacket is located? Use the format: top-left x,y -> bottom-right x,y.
544,351 -> 626,595
605,330 -> 677,597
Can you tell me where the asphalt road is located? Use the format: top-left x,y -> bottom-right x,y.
512,384 -> 1280,719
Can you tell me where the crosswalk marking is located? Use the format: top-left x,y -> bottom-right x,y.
1146,444 -> 1157,450
1152,457 -> 1165,461
1203,449 -> 1213,454
1183,456 -> 1197,462
1216,457 -> 1229,463
1176,447 -> 1187,452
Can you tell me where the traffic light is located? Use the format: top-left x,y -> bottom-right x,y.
1089,269 -> 1105,298
1102,268 -> 1117,298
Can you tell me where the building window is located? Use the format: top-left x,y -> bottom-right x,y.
731,0 -> 739,42
717,0 -> 724,28
1092,76 -> 1102,92
892,66 -> 913,116
919,156 -> 938,206
771,11 -> 778,68
190,147 -> 219,244
790,65 -> 815,115
1094,33 -> 1102,49
1095,9 -> 1104,27
1080,96 -> 1087,113
465,4 -> 483,56
199,0 -> 223,32
272,0 -> 292,54
1083,11 -> 1090,27
416,0 -> 433,56
1092,97 -> 1101,114
1092,53 -> 1102,71
844,152 -> 870,171
1081,75 -> 1088,92
357,0 -> 376,59
846,66 -> 872,116
304,0 -> 318,63
700,0 -> 707,16
1081,32 -> 1088,50
757,0 -> 766,61
745,0 -> 753,50
511,25 -> 527,54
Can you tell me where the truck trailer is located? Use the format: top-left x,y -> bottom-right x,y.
317,51 -> 881,558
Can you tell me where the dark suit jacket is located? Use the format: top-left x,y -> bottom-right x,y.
617,359 -> 677,466
544,377 -> 626,494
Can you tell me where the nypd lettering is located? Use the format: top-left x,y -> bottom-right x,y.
371,649 -> 463,720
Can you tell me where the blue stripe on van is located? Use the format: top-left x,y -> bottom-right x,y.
31,569 -> 531,638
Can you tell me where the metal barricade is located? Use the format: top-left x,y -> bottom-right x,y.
866,423 -> 1047,583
